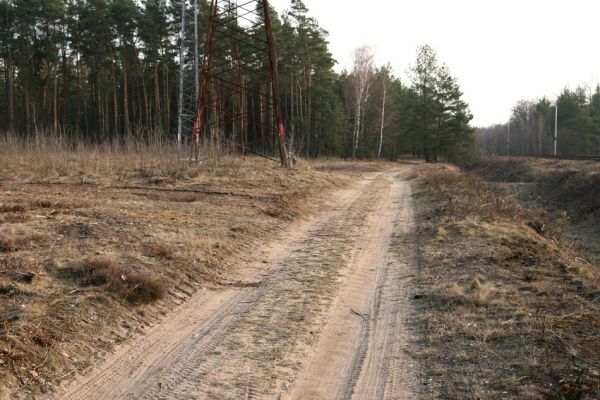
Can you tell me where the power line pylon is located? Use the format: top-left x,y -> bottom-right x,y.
177,0 -> 200,151
191,0 -> 288,167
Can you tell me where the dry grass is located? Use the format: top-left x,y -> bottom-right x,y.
0,135 -> 246,182
0,205 -> 27,213
413,163 -> 600,399
0,140 -> 342,398
1,214 -> 30,224
72,256 -> 165,304
0,233 -> 48,253
167,193 -> 204,203
142,242 -> 175,259
472,156 -> 600,264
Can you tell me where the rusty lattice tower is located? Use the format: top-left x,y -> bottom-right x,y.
191,0 -> 288,166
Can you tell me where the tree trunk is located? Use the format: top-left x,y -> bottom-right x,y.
112,64 -> 119,142
162,63 -> 170,130
538,114 -> 544,155
6,48 -> 15,132
377,80 -> 386,158
305,63 -> 312,158
352,102 -> 361,159
142,65 -> 150,138
123,61 -> 130,137
154,63 -> 160,128
24,88 -> 31,135
289,71 -> 295,158
53,74 -> 59,134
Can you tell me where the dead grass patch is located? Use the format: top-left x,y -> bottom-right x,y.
472,157 -> 600,264
0,238 -> 16,252
434,277 -> 499,307
0,233 -> 49,253
1,214 -> 31,224
30,200 -> 53,209
168,192 -> 204,203
142,242 -> 175,259
0,204 -> 26,213
73,256 -> 164,304
413,163 -> 600,399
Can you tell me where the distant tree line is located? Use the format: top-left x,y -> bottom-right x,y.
478,86 -> 600,156
0,0 -> 475,162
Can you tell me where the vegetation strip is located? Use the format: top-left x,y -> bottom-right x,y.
412,163 -> 600,399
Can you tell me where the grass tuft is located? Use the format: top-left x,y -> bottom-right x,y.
0,238 -> 16,252
75,256 -> 165,304
143,242 -> 175,259
31,200 -> 53,208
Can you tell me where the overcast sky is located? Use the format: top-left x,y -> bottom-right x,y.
268,0 -> 600,127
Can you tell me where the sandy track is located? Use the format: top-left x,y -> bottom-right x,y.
286,174 -> 417,399
55,167 -> 418,400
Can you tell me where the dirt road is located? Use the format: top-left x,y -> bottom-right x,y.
56,166 -> 419,400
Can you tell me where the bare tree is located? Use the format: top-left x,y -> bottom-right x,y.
348,45 -> 375,159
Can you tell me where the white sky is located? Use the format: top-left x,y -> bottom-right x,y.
268,0 -> 600,127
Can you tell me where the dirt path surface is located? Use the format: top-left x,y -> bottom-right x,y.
286,172 -> 418,400
56,166 -> 419,400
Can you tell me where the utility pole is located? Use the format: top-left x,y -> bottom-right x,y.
554,103 -> 558,156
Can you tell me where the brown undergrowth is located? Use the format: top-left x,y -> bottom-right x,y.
0,144 -> 344,398
471,157 -> 600,265
413,164 -> 600,399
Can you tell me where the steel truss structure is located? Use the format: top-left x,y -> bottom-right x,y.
177,0 -> 201,151
190,0 -> 288,166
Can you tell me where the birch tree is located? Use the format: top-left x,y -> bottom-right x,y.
376,65 -> 393,158
348,45 -> 375,159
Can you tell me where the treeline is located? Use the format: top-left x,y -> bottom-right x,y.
0,0 -> 474,161
0,0 -> 185,142
478,86 -> 600,156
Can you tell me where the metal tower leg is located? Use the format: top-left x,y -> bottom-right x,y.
192,0 -> 288,166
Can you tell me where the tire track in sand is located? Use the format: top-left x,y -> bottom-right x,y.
285,173 -> 418,400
